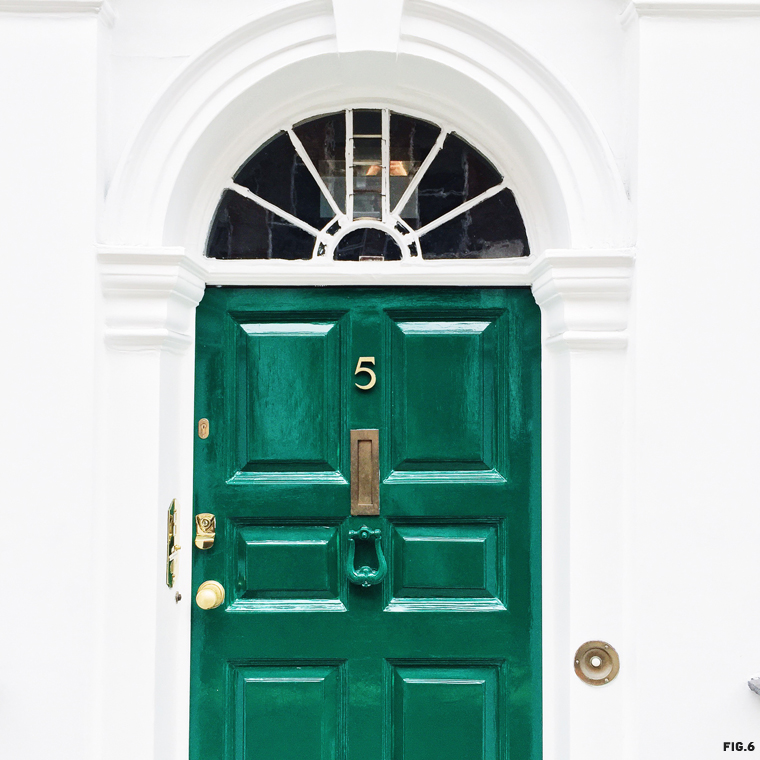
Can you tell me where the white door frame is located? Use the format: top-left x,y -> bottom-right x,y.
95,5 -> 635,760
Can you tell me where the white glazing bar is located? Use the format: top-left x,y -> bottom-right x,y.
288,129 -> 346,221
345,109 -> 354,220
381,108 -> 391,223
227,182 -> 320,236
407,180 -> 508,240
391,127 -> 448,217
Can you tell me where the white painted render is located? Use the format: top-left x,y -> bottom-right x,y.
0,1 -> 758,759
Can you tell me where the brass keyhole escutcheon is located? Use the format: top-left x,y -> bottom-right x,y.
195,513 -> 216,550
574,641 -> 619,685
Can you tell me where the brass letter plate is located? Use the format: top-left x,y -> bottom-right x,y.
351,429 -> 379,516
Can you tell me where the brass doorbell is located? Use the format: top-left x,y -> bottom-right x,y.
574,641 -> 619,685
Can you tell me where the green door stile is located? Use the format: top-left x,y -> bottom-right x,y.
190,287 -> 541,760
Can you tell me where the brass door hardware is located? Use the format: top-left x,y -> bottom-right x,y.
198,418 -> 210,439
574,641 -> 619,685
196,580 -> 225,610
166,499 -> 181,588
350,429 -> 379,515
194,513 -> 216,549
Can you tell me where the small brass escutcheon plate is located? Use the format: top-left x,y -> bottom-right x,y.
195,513 -> 216,550
198,418 -> 210,439
574,641 -> 619,686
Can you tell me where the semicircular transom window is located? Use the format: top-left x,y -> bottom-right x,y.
207,109 -> 530,261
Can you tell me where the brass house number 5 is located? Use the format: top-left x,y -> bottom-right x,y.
354,357 -> 376,390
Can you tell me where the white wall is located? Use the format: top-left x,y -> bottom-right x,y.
2,1 -> 760,759
635,11 -> 760,757
0,9 -> 100,760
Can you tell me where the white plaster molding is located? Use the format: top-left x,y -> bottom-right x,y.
0,0 -> 114,19
98,0 -> 113,26
622,0 -> 760,22
199,257 -> 536,287
332,0 -> 403,52
103,0 -> 631,255
530,248 -> 635,349
98,247 -> 206,354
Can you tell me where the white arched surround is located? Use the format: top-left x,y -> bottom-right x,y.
96,2 -> 635,760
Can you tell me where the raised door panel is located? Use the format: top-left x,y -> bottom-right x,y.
387,318 -> 498,476
231,523 -> 346,611
386,521 -> 506,611
229,316 -> 347,482
231,662 -> 346,760
389,663 -> 503,760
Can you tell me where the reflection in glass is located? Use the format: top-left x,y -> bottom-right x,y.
420,188 -> 528,259
293,112 -> 347,216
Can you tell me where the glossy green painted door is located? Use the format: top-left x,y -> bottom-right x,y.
191,287 -> 541,760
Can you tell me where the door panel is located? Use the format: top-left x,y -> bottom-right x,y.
389,662 -> 503,760
231,523 -> 346,611
387,318 -> 497,472
231,662 -> 346,760
386,521 -> 505,611
230,314 -> 348,480
191,287 -> 540,760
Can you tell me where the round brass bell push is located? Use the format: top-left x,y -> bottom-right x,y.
196,580 -> 225,610
574,641 -> 619,685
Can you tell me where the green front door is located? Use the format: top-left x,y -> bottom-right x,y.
191,287 -> 541,760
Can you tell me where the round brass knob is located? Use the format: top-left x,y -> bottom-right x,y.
195,580 -> 225,610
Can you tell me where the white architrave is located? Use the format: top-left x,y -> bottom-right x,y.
96,248 -> 205,760
96,4 -> 635,760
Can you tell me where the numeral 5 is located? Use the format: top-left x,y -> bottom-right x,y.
354,357 -> 377,390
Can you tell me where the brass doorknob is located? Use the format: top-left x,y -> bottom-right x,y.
195,580 -> 225,610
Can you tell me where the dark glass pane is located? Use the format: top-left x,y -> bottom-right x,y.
353,109 -> 381,136
292,112 -> 346,215
389,113 -> 440,218
353,137 -> 381,162
413,133 -> 502,230
419,188 -> 529,259
334,228 -> 402,261
207,189 -> 314,260
233,132 -> 325,229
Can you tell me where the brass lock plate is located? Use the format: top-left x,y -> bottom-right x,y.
574,641 -> 619,685
195,513 -> 216,550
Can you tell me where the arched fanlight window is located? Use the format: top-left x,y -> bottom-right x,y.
207,109 -> 529,261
